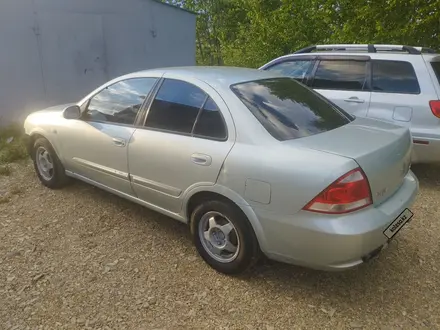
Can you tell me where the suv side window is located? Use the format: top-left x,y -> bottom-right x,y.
265,60 -> 314,82
372,60 -> 420,94
193,97 -> 227,140
145,79 -> 207,134
84,78 -> 157,125
431,62 -> 440,83
311,60 -> 368,91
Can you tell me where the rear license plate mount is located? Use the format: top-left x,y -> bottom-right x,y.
383,208 -> 414,240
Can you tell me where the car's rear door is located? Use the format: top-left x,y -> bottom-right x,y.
366,59 -> 428,128
127,76 -> 235,214
58,77 -> 158,195
309,56 -> 372,117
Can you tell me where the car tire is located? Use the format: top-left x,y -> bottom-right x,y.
32,137 -> 70,189
190,200 -> 260,275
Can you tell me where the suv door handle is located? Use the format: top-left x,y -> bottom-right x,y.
191,153 -> 212,166
344,97 -> 365,104
112,138 -> 126,147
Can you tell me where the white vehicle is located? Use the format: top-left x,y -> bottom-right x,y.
260,44 -> 440,164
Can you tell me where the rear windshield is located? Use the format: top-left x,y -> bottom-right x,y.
231,77 -> 353,141
431,62 -> 440,84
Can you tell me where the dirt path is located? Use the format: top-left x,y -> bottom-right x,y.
1,162 -> 439,329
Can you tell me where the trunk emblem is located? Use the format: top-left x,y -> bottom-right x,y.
376,188 -> 388,198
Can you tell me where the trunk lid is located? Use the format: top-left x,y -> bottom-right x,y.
293,117 -> 412,205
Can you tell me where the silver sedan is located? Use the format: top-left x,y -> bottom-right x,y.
24,67 -> 419,274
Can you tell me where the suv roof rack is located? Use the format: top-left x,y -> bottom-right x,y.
294,44 -> 437,55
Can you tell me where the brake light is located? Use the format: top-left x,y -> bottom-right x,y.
430,100 -> 440,118
303,168 -> 372,214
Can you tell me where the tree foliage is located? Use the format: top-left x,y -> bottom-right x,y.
162,0 -> 440,68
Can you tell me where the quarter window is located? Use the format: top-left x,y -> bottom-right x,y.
84,78 -> 157,125
431,62 -> 440,84
312,60 -> 368,91
193,97 -> 227,140
265,60 -> 314,82
145,79 -> 206,134
372,60 -> 420,94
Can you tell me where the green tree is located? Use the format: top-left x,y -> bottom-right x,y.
162,0 -> 247,65
161,0 -> 440,68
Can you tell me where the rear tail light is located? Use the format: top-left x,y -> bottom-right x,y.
303,168 -> 372,214
430,100 -> 440,118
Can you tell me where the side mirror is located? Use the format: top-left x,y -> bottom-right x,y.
63,105 -> 81,120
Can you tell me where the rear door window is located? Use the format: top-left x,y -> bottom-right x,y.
193,97 -> 227,140
372,60 -> 420,94
311,60 -> 368,91
231,77 -> 353,141
145,79 -> 227,140
145,79 -> 206,134
265,60 -> 314,83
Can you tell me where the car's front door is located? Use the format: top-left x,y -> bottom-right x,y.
309,58 -> 371,117
58,77 -> 158,195
127,77 -> 235,214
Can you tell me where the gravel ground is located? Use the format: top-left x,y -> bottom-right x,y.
1,161 -> 439,330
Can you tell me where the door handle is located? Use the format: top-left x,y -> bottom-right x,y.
344,97 -> 365,104
191,153 -> 212,166
112,138 -> 126,147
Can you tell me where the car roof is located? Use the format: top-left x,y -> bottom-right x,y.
260,43 -> 440,68
260,51 -> 440,69
276,51 -> 434,57
292,44 -> 438,56
127,66 -> 283,87
266,51 -> 438,60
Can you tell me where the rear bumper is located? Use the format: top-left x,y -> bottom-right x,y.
255,170 -> 419,271
411,129 -> 440,164
412,137 -> 440,164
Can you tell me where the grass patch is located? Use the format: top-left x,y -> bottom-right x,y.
0,123 -> 23,139
0,165 -> 12,176
0,123 -> 28,165
0,186 -> 24,205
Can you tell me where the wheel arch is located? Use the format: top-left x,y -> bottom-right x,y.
27,129 -> 63,162
183,186 -> 268,253
26,132 -> 48,159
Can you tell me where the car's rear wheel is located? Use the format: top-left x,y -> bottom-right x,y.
32,137 -> 69,189
190,200 -> 260,275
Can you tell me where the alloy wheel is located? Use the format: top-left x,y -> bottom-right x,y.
198,211 -> 241,263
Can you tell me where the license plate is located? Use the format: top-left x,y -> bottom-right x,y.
383,208 -> 414,239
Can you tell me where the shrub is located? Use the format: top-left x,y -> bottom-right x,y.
0,165 -> 12,176
0,123 -> 28,165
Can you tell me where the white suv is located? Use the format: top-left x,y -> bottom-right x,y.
260,44 -> 440,164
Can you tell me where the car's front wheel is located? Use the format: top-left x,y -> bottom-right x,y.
190,200 -> 260,275
32,137 -> 69,189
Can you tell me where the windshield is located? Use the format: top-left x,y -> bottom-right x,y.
231,77 -> 353,141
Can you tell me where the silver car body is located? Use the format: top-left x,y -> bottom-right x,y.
260,44 -> 440,164
24,67 -> 419,270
